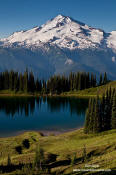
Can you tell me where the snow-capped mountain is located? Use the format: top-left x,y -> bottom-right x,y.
0,15 -> 116,79
0,15 -> 108,49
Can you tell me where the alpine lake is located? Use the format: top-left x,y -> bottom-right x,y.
0,96 -> 89,137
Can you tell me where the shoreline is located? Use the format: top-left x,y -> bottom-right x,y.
0,92 -> 94,98
0,127 -> 83,138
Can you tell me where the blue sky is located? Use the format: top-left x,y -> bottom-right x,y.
0,0 -> 116,38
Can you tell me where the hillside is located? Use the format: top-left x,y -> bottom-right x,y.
62,81 -> 116,97
0,128 -> 116,174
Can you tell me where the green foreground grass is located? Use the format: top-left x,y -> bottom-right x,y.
0,128 -> 116,174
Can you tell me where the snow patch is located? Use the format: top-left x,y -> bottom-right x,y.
89,29 -> 103,43
65,59 -> 73,65
112,56 -> 116,62
107,31 -> 116,51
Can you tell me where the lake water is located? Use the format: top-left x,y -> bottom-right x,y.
0,97 -> 89,137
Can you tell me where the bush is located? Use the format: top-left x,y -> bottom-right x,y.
82,145 -> 87,162
34,145 -> 45,170
46,153 -> 57,163
71,153 -> 76,165
22,139 -> 30,149
38,132 -> 44,136
15,145 -> 22,154
7,154 -> 12,166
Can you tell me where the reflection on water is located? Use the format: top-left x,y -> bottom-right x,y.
0,97 -> 89,137
46,97 -> 88,115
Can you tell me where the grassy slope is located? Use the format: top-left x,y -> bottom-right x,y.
0,129 -> 116,174
62,81 -> 116,97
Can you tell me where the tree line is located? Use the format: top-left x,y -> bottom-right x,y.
0,70 -> 108,94
84,88 -> 116,133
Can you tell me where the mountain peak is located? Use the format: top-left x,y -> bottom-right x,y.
54,14 -> 65,19
52,14 -> 85,26
0,15 -> 116,51
50,14 -> 72,25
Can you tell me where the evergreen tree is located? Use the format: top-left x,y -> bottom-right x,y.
93,97 -> 101,133
103,72 -> 108,85
84,98 -> 92,133
84,109 -> 90,134
0,73 -> 2,90
39,80 -> 42,92
100,93 -> 105,131
87,72 -> 90,88
4,71 -> 9,89
71,153 -> 76,165
104,89 -> 111,130
93,75 -> 96,87
89,98 -> 95,133
34,145 -> 45,171
90,73 -> 94,87
19,73 -> 23,91
9,70 -> 14,91
82,145 -> 87,162
99,74 -> 103,85
23,69 -> 28,92
14,72 -> 19,91
69,72 -> 74,91
42,80 -> 46,94
111,93 -> 116,129
7,154 -> 12,166
28,71 -> 35,92
35,79 -> 40,92
78,73 -> 82,90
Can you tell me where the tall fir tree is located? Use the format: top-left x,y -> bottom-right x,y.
93,97 -> 102,133
9,70 -> 14,91
103,72 -> 108,85
88,98 -> 95,133
19,73 -> 23,91
84,98 -> 92,133
14,72 -> 19,91
4,71 -> 9,90
23,69 -> 28,93
28,71 -> 35,92
111,93 -> 116,129
99,74 -> 103,85
100,93 -> 105,131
